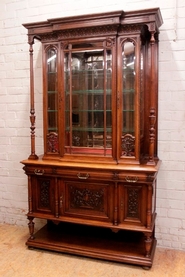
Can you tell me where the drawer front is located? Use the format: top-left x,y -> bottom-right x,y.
59,180 -> 114,223
24,165 -> 113,181
57,168 -> 114,181
24,165 -> 156,184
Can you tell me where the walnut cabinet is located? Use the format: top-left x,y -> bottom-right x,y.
22,8 -> 163,268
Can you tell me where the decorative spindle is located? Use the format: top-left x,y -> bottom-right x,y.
28,36 -> 38,160
147,28 -> 157,165
147,108 -> 156,165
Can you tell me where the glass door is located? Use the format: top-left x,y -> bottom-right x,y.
64,42 -> 113,156
117,35 -> 142,163
45,46 -> 59,154
121,41 -> 136,157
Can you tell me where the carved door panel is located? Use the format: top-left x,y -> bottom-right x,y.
32,176 -> 55,215
118,183 -> 147,227
59,179 -> 114,223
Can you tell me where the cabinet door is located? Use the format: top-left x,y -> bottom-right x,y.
117,34 -> 145,163
63,39 -> 116,159
31,176 -> 55,215
118,182 -> 148,227
43,45 -> 60,157
59,179 -> 114,223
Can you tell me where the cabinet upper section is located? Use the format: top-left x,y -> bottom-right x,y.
23,8 -> 163,166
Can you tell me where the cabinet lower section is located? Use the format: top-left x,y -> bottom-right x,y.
22,159 -> 160,268
26,221 -> 156,268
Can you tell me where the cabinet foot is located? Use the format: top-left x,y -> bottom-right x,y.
142,266 -> 151,270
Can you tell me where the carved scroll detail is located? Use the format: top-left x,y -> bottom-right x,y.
121,134 -> 135,156
47,132 -> 59,153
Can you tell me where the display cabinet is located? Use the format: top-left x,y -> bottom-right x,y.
22,8 -> 163,268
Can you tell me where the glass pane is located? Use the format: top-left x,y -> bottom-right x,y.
64,47 -> 112,155
140,49 -> 144,137
47,48 -> 58,133
122,41 -> 135,156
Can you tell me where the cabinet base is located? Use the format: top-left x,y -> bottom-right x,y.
26,222 -> 156,268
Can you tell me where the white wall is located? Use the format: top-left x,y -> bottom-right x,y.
0,0 -> 185,250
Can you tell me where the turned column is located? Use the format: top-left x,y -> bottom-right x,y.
28,35 -> 38,160
144,233 -> 153,258
147,28 -> 157,165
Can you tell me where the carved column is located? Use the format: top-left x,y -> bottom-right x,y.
28,174 -> 33,214
28,35 -> 38,160
144,233 -> 153,257
147,27 -> 157,165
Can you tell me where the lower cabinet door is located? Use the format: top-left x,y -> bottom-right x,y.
118,182 -> 148,227
59,179 -> 114,223
32,176 -> 55,215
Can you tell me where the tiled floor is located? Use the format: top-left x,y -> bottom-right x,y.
1,223 -> 185,277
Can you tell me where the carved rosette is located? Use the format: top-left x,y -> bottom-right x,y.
47,132 -> 59,153
121,134 -> 135,156
70,185 -> 104,211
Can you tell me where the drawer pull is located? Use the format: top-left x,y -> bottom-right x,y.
77,173 -> 89,179
125,176 -> 138,183
34,169 -> 44,175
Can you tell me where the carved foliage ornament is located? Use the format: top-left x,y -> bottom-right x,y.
47,132 -> 59,153
70,185 -> 104,211
121,134 -> 135,156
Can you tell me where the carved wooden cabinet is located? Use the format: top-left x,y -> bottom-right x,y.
22,8 -> 163,268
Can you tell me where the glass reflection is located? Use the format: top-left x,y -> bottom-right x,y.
122,41 -> 135,136
47,48 -> 58,133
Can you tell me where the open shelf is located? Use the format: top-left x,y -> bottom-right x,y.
26,222 -> 156,268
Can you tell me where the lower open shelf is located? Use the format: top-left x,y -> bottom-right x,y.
26,221 -> 156,268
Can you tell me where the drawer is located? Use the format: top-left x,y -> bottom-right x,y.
23,165 -> 54,176
118,171 -> 157,183
23,164 -> 157,183
57,167 -> 114,181
23,164 -> 113,181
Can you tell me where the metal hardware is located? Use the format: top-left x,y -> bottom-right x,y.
77,173 -> 89,179
34,169 -> 44,175
125,176 -> 138,183
60,195 -> 63,208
